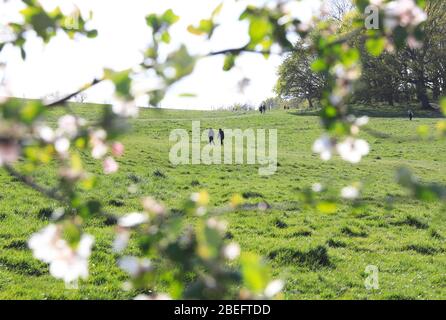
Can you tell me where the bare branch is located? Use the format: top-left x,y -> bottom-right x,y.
45,78 -> 103,108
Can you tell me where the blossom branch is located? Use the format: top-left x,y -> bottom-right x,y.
207,46 -> 287,57
45,78 -> 103,107
4,164 -> 119,223
3,164 -> 66,202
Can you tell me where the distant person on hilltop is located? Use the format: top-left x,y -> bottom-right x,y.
218,128 -> 225,146
208,128 -> 215,145
260,103 -> 266,114
408,110 -> 414,121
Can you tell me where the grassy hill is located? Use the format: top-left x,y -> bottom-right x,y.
0,103 -> 445,299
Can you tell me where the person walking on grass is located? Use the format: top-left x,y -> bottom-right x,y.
208,128 -> 215,145
218,128 -> 225,146
408,110 -> 414,121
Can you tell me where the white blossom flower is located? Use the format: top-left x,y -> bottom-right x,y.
118,256 -> 152,277
113,229 -> 130,253
92,142 -> 107,159
264,279 -> 284,298
28,224 -> 94,283
142,197 -> 166,215
341,185 -> 360,200
90,129 -> 108,159
111,142 -> 125,157
103,156 -> 118,174
223,243 -> 240,260
384,0 -> 427,30
112,100 -> 139,118
349,116 -> 370,135
312,183 -> 323,193
355,116 -> 369,127
91,129 -> 107,141
336,138 -> 370,163
134,294 -> 171,300
333,64 -> 361,82
118,212 -> 148,228
329,93 -> 343,106
37,126 -> 55,143
0,141 -> 19,166
312,135 -> 335,161
206,218 -> 227,233
57,115 -> 79,138
370,0 -> 384,5
55,137 -> 70,154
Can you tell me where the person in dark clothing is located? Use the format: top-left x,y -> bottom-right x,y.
408,110 -> 414,121
208,128 -> 215,145
218,128 -> 225,146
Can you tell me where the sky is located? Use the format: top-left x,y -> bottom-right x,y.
0,0 -> 323,110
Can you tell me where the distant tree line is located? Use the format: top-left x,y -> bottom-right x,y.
276,0 -> 446,109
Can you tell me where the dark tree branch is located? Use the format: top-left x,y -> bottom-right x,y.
45,78 -> 103,107
3,164 -> 66,202
3,164 -> 120,224
207,46 -> 287,57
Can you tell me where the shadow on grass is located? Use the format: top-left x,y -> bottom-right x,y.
287,104 -> 444,119
268,245 -> 334,270
0,257 -> 46,276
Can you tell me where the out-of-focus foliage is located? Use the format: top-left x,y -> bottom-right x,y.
0,0 -> 444,300
1,0 -> 97,59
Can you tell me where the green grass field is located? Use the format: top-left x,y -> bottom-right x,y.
0,104 -> 445,299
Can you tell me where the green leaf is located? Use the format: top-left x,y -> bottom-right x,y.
62,222 -> 81,247
241,253 -> 269,294
316,201 -> 337,214
178,93 -> 197,98
86,29 -> 98,38
20,47 -> 26,60
199,19 -> 213,34
165,45 -> 196,82
440,97 -> 446,116
20,101 -> 45,124
187,19 -> 214,37
311,59 -> 327,72
187,25 -> 205,35
212,3 -> 224,18
223,54 -> 236,71
105,69 -> 132,99
161,9 -> 179,26
249,17 -> 270,45
416,125 -> 430,138
366,38 -> 386,57
161,31 -> 171,44
149,90 -> 166,107
146,14 -> 160,31
416,0 -> 426,9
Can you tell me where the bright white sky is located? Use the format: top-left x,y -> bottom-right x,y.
0,0 -> 322,110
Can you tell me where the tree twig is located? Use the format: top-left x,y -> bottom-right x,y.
3,164 -> 120,223
207,46 -> 288,57
3,164 -> 66,202
45,78 -> 103,107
